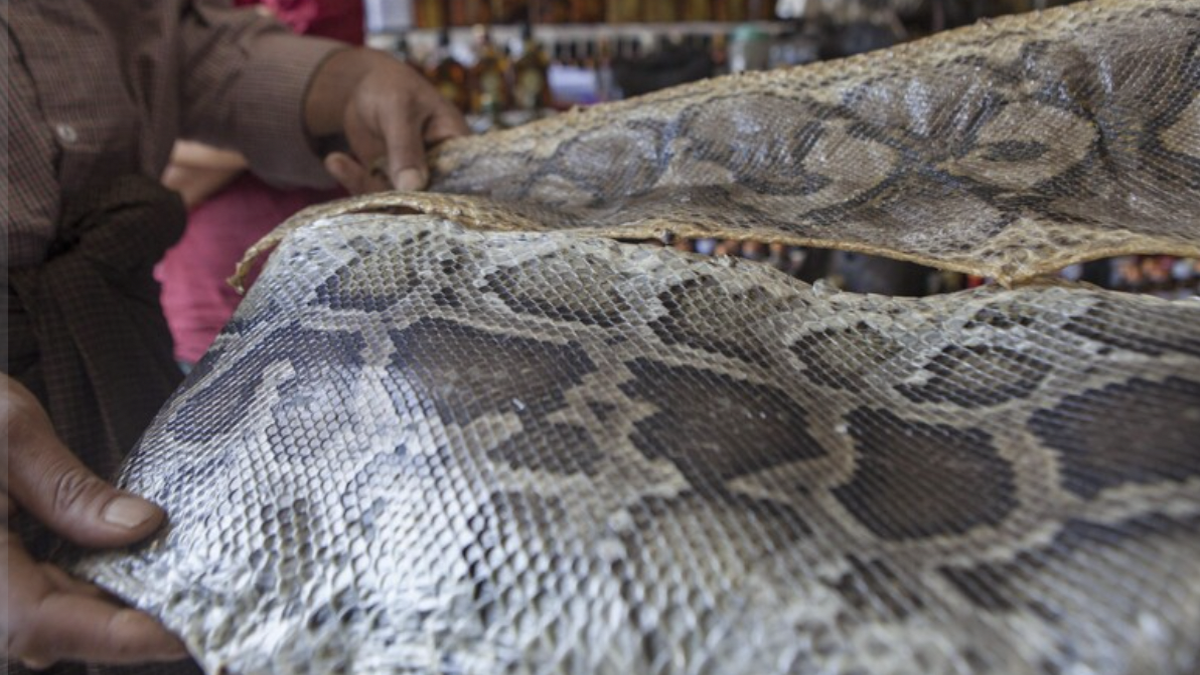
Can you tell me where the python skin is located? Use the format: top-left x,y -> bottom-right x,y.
80,1 -> 1200,673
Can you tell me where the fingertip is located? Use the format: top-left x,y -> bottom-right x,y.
112,610 -> 190,661
393,168 -> 427,192
18,589 -> 189,666
324,152 -> 351,180
100,494 -> 163,533
325,152 -> 369,194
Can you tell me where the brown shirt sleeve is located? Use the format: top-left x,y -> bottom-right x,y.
179,0 -> 347,188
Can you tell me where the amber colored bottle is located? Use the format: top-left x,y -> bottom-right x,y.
429,29 -> 470,112
446,0 -> 466,24
747,0 -> 776,20
471,0 -> 494,24
448,0 -> 492,25
512,23 -> 552,113
416,0 -> 446,28
533,0 -> 570,22
642,2 -> 677,22
711,32 -> 729,73
490,0 -> 525,23
714,0 -> 748,22
469,27 -> 512,119
570,0 -> 605,22
606,0 -> 640,23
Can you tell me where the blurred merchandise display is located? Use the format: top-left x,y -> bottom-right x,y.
509,23 -> 554,124
394,0 -> 1082,30
665,238 -> 1200,298
727,23 -> 770,72
468,25 -> 512,121
605,0 -> 639,23
427,28 -> 470,113
382,0 -> 1109,133
410,0 -> 779,27
415,0 -> 446,29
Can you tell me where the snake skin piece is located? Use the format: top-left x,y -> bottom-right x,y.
79,0 -> 1200,673
81,216 -> 1200,674
240,0 -> 1200,288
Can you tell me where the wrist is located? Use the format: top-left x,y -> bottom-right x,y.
304,47 -> 394,138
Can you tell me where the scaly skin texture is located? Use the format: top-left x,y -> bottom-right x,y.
86,215 -> 1200,674
83,1 -> 1200,673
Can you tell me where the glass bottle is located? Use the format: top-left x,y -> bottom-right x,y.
490,0 -> 524,23
513,23 -> 552,114
447,0 -> 493,25
470,26 -> 512,121
428,28 -> 470,112
395,35 -> 426,74
570,0 -> 605,23
606,0 -> 640,23
714,0 -> 748,22
682,0 -> 713,21
416,0 -> 446,28
643,2 -> 678,22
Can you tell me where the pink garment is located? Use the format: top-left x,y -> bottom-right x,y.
159,0 -> 363,363
158,174 -> 345,362
235,0 -> 365,45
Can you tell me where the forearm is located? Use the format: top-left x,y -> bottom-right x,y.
181,3 -> 343,187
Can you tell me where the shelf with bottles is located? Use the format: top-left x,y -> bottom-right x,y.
401,0 -> 780,29
378,19 -> 803,134
383,20 -> 792,67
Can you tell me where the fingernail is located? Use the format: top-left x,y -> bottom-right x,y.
116,610 -> 190,659
393,168 -> 425,191
103,496 -> 157,529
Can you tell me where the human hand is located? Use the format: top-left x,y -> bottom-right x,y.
305,48 -> 470,194
161,141 -> 249,209
161,163 -> 245,210
1,375 -> 188,668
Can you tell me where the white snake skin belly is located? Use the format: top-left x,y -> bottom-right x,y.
79,1 -> 1200,673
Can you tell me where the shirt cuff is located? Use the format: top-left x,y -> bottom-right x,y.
234,33 -> 347,189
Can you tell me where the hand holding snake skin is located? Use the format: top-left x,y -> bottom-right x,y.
79,1 -> 1200,673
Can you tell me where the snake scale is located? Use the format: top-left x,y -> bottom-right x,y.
79,1 -> 1200,673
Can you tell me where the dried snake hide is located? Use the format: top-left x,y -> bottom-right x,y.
79,1 -> 1200,674
241,0 -> 1200,288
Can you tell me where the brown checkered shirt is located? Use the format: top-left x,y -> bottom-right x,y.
2,0 -> 345,269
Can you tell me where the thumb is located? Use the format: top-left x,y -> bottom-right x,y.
3,381 -> 165,548
376,104 -> 429,192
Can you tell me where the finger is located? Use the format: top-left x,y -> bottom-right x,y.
325,152 -> 389,195
423,96 -> 471,145
4,534 -> 188,667
3,384 -> 164,548
23,600 -> 187,668
374,98 -> 430,192
341,103 -> 393,184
